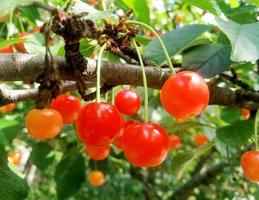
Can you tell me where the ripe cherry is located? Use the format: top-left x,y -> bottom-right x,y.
194,134 -> 208,146
160,71 -> 209,121
8,151 -> 21,165
26,109 -> 63,140
115,89 -> 142,115
50,94 -> 82,124
0,103 -> 15,113
123,123 -> 169,167
113,119 -> 140,150
88,170 -> 105,187
0,45 -> 14,53
15,32 -> 29,53
85,145 -> 110,160
169,135 -> 181,149
241,151 -> 259,182
76,102 -> 122,146
241,108 -> 250,120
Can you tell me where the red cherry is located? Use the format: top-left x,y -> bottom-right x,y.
115,89 -> 142,115
0,45 -> 14,53
50,94 -> 82,124
169,135 -> 181,149
241,108 -> 250,120
241,151 -> 259,182
194,134 -> 208,146
76,102 -> 121,146
160,71 -> 209,121
123,123 -> 169,167
85,145 -> 110,160
113,119 -> 140,150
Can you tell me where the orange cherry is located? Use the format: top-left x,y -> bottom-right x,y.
241,151 -> 259,182
88,170 -> 105,187
241,108 -> 250,120
8,151 -> 22,165
194,134 -> 209,146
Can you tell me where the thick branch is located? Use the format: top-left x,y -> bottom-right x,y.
0,53 -> 259,109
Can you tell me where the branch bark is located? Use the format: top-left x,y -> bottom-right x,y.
0,53 -> 259,109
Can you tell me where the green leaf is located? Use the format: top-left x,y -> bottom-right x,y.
144,25 -> 213,66
30,142 -> 54,171
0,146 -> 29,200
171,143 -> 214,179
245,0 -> 259,7
212,17 -> 259,63
182,44 -> 231,78
220,107 -> 241,123
216,120 -> 254,147
185,0 -> 222,15
55,150 -> 86,200
0,118 -> 20,146
116,0 -> 150,24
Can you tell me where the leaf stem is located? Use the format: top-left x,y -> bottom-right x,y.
255,109 -> 259,150
127,20 -> 175,74
132,39 -> 149,122
96,44 -> 107,103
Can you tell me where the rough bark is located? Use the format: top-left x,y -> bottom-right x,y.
0,53 -> 259,109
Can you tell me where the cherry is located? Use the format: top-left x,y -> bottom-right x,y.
76,102 -> 122,146
169,135 -> 181,149
122,123 -> 169,167
241,108 -> 250,120
26,108 -> 63,140
113,119 -> 140,150
7,151 -> 21,165
85,145 -> 110,161
0,103 -> 15,113
115,89 -> 142,115
160,71 -> 209,121
241,151 -> 259,182
194,134 -> 208,146
0,45 -> 14,53
88,170 -> 105,187
15,32 -> 29,53
50,94 -> 82,124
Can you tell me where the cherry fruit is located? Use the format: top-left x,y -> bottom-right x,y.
241,151 -> 259,182
115,89 -> 141,115
241,108 -> 250,120
76,102 -> 121,146
85,145 -> 110,161
8,151 -> 21,165
160,71 -> 209,121
15,32 -> 29,53
0,45 -> 14,53
113,119 -> 140,150
123,123 -> 169,167
0,103 -> 15,113
169,135 -> 181,149
88,170 -> 105,187
50,94 -> 82,124
194,134 -> 208,146
26,109 -> 63,140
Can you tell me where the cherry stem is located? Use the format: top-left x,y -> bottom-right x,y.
255,109 -> 259,150
98,0 -> 107,11
132,39 -> 149,122
111,87 -> 115,105
96,43 -> 107,103
7,8 -> 14,40
127,20 -> 176,75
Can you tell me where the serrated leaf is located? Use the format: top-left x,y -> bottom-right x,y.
144,25 -> 213,66
220,107 -> 241,123
182,44 -> 231,78
185,0 -> 222,15
55,150 -> 86,200
212,17 -> 259,63
171,143 -> 214,179
0,146 -> 29,200
30,142 -> 54,171
216,120 -> 254,147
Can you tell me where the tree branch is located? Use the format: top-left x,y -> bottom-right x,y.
0,53 -> 259,109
